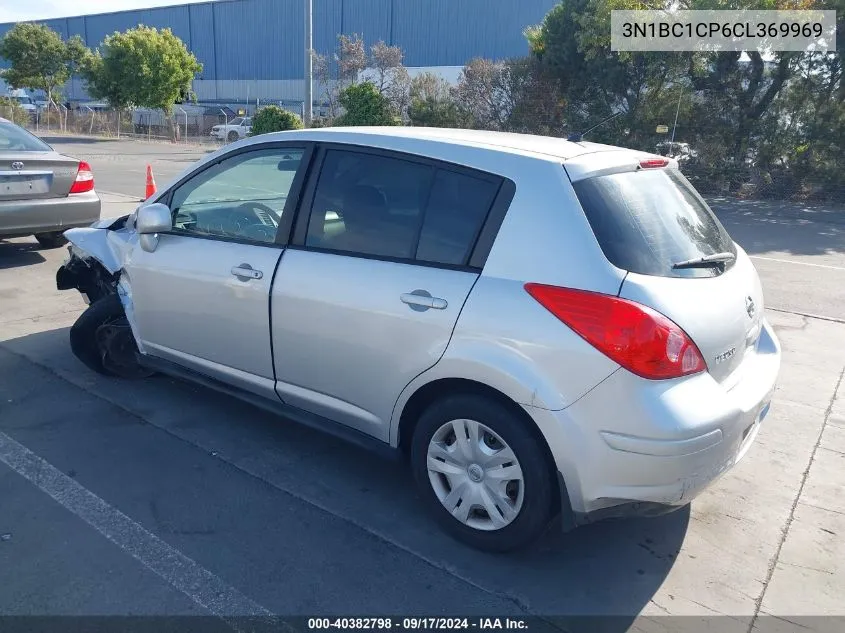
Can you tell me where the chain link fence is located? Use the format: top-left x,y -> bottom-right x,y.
5,96 -> 841,205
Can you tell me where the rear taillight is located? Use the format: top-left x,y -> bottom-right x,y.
69,160 -> 94,194
639,158 -> 669,169
524,283 -> 706,380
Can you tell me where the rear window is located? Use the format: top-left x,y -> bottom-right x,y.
572,168 -> 736,278
0,122 -> 53,152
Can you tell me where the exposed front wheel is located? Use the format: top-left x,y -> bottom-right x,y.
410,394 -> 555,552
227,131 -> 239,143
35,232 -> 68,248
69,294 -> 155,379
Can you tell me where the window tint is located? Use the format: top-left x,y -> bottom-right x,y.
306,150 -> 433,259
170,147 -> 304,244
572,168 -> 736,278
415,170 -> 498,266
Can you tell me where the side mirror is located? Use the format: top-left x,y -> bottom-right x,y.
136,203 -> 171,252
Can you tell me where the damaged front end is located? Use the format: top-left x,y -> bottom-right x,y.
57,213 -> 153,379
56,214 -> 135,304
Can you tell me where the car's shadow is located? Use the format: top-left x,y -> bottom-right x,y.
3,327 -> 690,625
0,240 -> 47,269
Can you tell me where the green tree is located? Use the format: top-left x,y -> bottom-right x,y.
335,82 -> 398,126
0,23 -> 89,107
250,105 -> 304,135
526,0 -> 683,144
407,72 -> 464,127
82,26 -> 201,137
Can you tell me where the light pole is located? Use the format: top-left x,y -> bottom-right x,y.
304,0 -> 313,126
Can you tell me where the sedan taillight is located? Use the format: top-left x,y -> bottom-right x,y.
69,160 -> 94,194
524,283 -> 706,380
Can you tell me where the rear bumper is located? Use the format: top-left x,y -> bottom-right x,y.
0,191 -> 101,237
528,318 -> 781,527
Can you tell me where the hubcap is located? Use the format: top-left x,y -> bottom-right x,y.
426,419 -> 524,531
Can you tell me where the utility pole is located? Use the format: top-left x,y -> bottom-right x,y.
304,0 -> 313,126
670,89 -> 683,147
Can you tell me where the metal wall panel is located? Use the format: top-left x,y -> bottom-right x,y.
314,0 -> 342,58
66,16 -> 87,41
390,0 -> 451,67
42,18 -> 69,40
0,0 -> 561,82
83,6 -> 191,48
341,0 -> 392,48
392,0 -> 555,66
214,0 -> 304,80
189,3 -> 217,80
194,78 -> 311,102
443,0 -> 553,62
136,7 -> 193,45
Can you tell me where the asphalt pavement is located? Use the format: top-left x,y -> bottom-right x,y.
0,135 -> 843,629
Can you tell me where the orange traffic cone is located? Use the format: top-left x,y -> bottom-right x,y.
145,164 -> 157,200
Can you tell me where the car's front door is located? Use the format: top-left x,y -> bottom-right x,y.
270,146 -> 506,441
126,143 -> 310,398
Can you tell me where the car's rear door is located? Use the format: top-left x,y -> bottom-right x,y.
270,145 -> 509,441
567,159 -> 764,385
126,143 -> 312,398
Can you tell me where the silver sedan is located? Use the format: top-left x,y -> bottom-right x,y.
0,117 -> 100,248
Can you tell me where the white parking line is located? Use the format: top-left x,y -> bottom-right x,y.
0,431 -> 281,631
750,255 -> 845,271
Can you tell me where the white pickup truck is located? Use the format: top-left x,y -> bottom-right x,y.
210,116 -> 252,142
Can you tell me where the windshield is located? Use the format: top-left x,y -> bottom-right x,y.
13,96 -> 33,105
572,167 -> 736,279
230,117 -> 244,126
0,122 -> 53,152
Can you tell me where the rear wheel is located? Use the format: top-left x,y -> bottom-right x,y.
35,232 -> 67,248
70,294 -> 154,379
410,394 -> 554,552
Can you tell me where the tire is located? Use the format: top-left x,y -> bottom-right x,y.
410,394 -> 555,552
227,131 -> 239,143
35,232 -> 68,248
69,294 -> 154,379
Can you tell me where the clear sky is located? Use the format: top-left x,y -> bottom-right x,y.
0,0 -> 214,24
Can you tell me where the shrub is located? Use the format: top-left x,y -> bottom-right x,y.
407,72 -> 464,128
250,105 -> 303,135
335,82 -> 398,127
0,97 -> 32,126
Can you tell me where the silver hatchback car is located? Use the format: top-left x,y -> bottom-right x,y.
56,127 -> 780,552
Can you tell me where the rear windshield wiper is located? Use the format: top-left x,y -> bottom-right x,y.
672,252 -> 736,269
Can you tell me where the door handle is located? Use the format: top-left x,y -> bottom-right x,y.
231,263 -> 263,280
401,291 -> 448,311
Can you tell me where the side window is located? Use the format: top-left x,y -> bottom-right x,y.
415,170 -> 499,266
306,150 -> 433,259
169,147 -> 304,244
